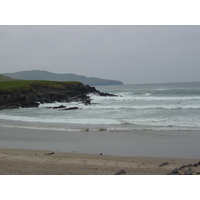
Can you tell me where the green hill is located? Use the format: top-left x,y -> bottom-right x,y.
3,70 -> 123,86
0,74 -> 15,81
0,80 -> 80,92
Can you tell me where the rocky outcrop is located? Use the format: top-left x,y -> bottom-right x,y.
0,82 -> 116,110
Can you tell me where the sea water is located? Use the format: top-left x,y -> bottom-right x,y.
0,82 -> 200,132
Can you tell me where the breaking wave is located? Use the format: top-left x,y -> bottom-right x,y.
1,82 -> 200,131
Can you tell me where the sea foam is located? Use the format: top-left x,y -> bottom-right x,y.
1,82 -> 200,131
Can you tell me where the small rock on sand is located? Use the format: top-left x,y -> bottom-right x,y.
44,152 -> 55,155
168,168 -> 179,175
158,162 -> 169,167
114,169 -> 126,175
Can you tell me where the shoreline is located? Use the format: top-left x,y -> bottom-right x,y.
1,148 -> 200,175
1,125 -> 200,159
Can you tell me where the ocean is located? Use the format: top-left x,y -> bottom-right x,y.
0,82 -> 200,132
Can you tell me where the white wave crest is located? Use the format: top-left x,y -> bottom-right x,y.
90,94 -> 200,102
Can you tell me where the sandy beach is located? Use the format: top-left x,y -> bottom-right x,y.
0,148 -> 199,175
1,125 -> 200,175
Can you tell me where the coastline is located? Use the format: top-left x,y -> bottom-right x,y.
1,148 -> 199,175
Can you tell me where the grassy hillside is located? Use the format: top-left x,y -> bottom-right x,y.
0,80 -> 81,92
0,74 -> 15,81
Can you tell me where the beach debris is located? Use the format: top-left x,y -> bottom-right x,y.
158,162 -> 169,167
114,169 -> 126,175
44,152 -> 55,155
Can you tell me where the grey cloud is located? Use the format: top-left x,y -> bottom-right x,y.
0,25 -> 200,84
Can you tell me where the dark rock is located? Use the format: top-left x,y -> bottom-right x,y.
98,92 -> 117,97
159,162 -> 169,167
114,169 -> 126,175
61,107 -> 79,110
185,164 -> 192,167
168,168 -> 179,175
172,168 -> 179,174
179,165 -> 186,170
21,101 -> 40,108
179,164 -> 194,171
53,105 -> 66,109
193,163 -> 199,167
85,85 -> 98,93
100,153 -> 103,155
84,97 -> 91,105
0,104 -> 20,110
85,85 -> 117,97
44,152 -> 55,155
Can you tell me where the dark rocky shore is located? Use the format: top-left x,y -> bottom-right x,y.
0,82 -> 116,110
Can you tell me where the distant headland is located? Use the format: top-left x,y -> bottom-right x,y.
3,70 -> 123,86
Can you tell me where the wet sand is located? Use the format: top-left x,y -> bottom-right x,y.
1,126 -> 200,158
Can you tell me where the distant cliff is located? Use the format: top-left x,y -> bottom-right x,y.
3,70 -> 123,86
0,80 -> 116,110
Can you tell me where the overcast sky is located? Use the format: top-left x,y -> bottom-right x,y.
0,25 -> 200,84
